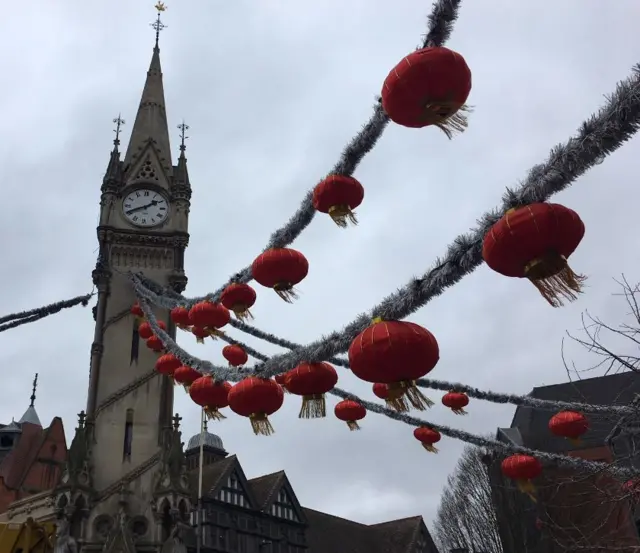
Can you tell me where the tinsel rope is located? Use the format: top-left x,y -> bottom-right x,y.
0,293 -> 92,333
224,319 -> 634,416
133,0 -> 462,309
172,322 -> 637,480
133,286 -> 637,422
134,63 -> 640,380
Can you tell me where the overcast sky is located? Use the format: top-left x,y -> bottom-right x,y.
2,0 -> 640,531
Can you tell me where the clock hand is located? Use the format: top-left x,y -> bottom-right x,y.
125,200 -> 159,216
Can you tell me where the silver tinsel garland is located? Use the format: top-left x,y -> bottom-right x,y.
154,314 -> 636,479
0,293 -> 92,332
132,0 -> 463,309
134,63 -> 640,382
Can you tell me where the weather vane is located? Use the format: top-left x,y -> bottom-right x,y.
151,2 -> 167,46
178,121 -> 189,151
113,114 -> 126,147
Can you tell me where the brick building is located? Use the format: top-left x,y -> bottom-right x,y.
485,372 -> 640,552
0,377 -> 67,515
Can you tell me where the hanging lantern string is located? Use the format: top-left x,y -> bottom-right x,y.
134,287 -> 640,423
132,63 -> 640,381
0,293 -> 93,332
329,388 -> 638,480
222,319 -> 635,417
128,0 -> 463,310
135,295 -> 637,480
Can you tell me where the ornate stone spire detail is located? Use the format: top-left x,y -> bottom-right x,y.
123,3 -> 172,174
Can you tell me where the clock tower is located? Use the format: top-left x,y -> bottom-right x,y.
54,6 -> 194,552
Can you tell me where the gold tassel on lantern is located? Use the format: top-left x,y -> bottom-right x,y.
250,413 -> 275,436
299,394 -> 327,419
204,407 -> 226,421
328,205 -> 358,228
233,305 -> 254,321
516,479 -> 537,503
389,381 -> 434,410
423,101 -> 472,140
421,443 -> 439,454
525,253 -> 586,307
346,420 -> 361,431
273,283 -> 299,303
208,328 -> 226,341
383,384 -> 410,413
385,396 -> 409,413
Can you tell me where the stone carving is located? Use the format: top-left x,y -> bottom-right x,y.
97,228 -> 190,249
110,245 -> 173,270
54,517 -> 78,553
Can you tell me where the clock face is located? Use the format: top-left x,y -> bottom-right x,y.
122,189 -> 169,227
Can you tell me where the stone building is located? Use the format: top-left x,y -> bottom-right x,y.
0,8 -> 439,553
485,372 -> 640,553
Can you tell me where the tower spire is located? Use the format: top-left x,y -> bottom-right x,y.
18,374 -> 41,426
123,2 -> 172,172
29,373 -> 38,408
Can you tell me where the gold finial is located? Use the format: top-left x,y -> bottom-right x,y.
151,3 -> 167,47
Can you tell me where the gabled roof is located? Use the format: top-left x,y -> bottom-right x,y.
190,456 -> 431,553
246,471 -> 284,509
189,455 -> 259,509
302,509 -> 425,553
247,470 -> 307,523
0,417 -> 65,492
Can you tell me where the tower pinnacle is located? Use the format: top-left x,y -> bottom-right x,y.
113,114 -> 125,149
123,2 -> 172,172
18,374 -> 41,426
178,121 -> 189,152
29,373 -> 38,408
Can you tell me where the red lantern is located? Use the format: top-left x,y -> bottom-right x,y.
220,283 -> 257,321
381,47 -> 472,138
334,399 -> 366,431
373,383 -> 408,413
251,248 -> 309,303
549,411 -> 588,445
482,203 -> 586,307
131,303 -> 144,319
228,378 -> 285,436
171,306 -> 191,328
348,318 -> 439,411
286,362 -> 338,419
173,365 -> 202,392
312,175 -> 365,228
442,392 -> 469,415
189,375 -> 232,420
189,301 -> 230,331
623,479 -> 640,503
222,345 -> 248,367
274,373 -> 290,394
146,335 -> 164,352
155,353 -> 181,377
413,426 -> 441,453
138,320 -> 166,340
501,454 -> 542,498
